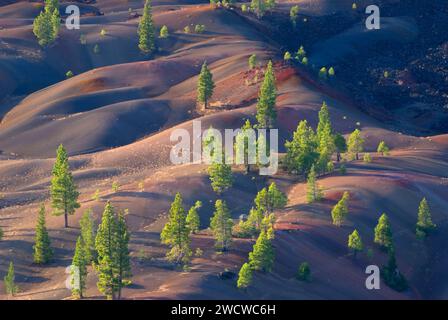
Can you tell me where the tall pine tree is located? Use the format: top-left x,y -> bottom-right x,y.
416,198 -> 436,238
71,236 -> 88,299
347,129 -> 364,160
248,230 -> 274,272
115,210 -> 131,300
80,209 -> 96,263
33,204 -> 53,264
256,61 -> 277,128
374,213 -> 393,250
210,200 -> 233,251
161,193 -> 192,265
50,144 -> 79,228
186,201 -> 202,234
237,262 -> 253,289
197,61 -> 215,109
4,262 -> 18,296
138,0 -> 156,54
306,165 -> 323,203
331,191 -> 349,227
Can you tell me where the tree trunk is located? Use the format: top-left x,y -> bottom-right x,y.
337,153 -> 341,162
356,153 -> 359,160
64,210 -> 68,228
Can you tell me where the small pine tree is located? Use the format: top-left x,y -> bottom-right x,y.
234,119 -> 254,173
296,262 -> 311,281
381,247 -> 408,292
334,133 -> 347,162
249,230 -> 274,272
33,204 -> 53,264
210,200 -> 233,251
348,229 -> 363,257
50,144 -> 80,228
374,213 -> 393,250
319,67 -> 328,79
112,181 -> 119,193
0,226 -> 3,241
4,262 -> 18,296
306,165 -> 323,203
197,61 -> 215,109
71,236 -> 88,299
416,198 -> 436,238
93,44 -> 100,54
377,141 -> 390,156
347,129 -> 364,160
363,153 -> 372,163
237,262 -> 253,289
159,25 -> 169,38
328,67 -> 335,77
160,193 -> 192,265
248,54 -> 257,70
251,0 -> 266,18
296,46 -> 306,60
80,209 -> 96,263
256,61 -> 277,128
208,160 -> 233,195
284,51 -> 291,61
290,5 -> 299,27
331,192 -> 349,226
186,201 -> 202,234
138,0 -> 156,54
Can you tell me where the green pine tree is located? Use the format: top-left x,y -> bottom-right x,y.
159,25 -> 169,38
416,198 -> 436,237
248,230 -> 274,272
33,204 -> 53,264
331,191 -> 349,226
248,54 -> 257,70
285,120 -> 319,175
208,159 -> 233,195
50,144 -> 80,228
4,262 -> 18,296
381,247 -> 408,292
95,201 -> 118,299
115,210 -> 131,300
348,229 -> 363,257
316,102 -> 335,172
197,61 -> 215,109
290,5 -> 299,27
256,61 -> 277,128
237,262 -> 253,289
333,133 -> 347,162
138,0 -> 156,54
80,209 -> 96,263
186,201 -> 202,234
251,0 -> 266,18
296,262 -> 311,281
235,119 -> 255,173
374,213 -> 393,250
377,141 -> 390,156
161,193 -> 192,265
254,182 -> 287,216
33,0 -> 60,46
306,165 -> 323,203
71,236 -> 88,299
347,129 -> 364,160
210,200 -> 233,251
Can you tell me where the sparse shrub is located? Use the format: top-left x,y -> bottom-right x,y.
377,141 -> 390,156
80,34 -> 87,45
384,71 -> 389,78
327,161 -> 334,172
319,67 -> 327,79
138,181 -> 144,192
241,4 -> 248,12
92,189 -> 100,201
301,57 -> 308,65
284,51 -> 291,61
352,3 -> 357,10
159,25 -> 169,38
100,29 -> 107,37
363,153 -> 372,163
296,46 -> 306,60
184,25 -> 191,33
248,54 -> 257,70
328,67 -> 335,77
66,70 -> 74,78
194,24 -> 205,33
194,248 -> 203,257
296,262 -> 311,281
112,181 -> 119,193
339,163 -> 347,175
93,44 -> 100,54
290,5 -> 299,27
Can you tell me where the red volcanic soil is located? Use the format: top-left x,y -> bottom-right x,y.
0,0 -> 447,300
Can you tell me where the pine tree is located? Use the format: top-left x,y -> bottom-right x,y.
159,25 -> 169,38
381,247 -> 408,292
95,201 -> 118,299
374,213 -> 393,250
254,182 -> 287,216
235,119 -> 255,173
248,230 -> 274,272
377,141 -> 390,156
251,0 -> 266,18
138,0 -> 156,54
4,262 -> 18,296
210,200 -> 233,251
80,209 -> 96,263
285,120 -> 319,175
50,144 -> 80,228
115,210 -> 131,300
290,5 -> 299,27
33,204 -> 53,264
237,262 -> 253,289
208,160 -> 233,195
33,0 -> 60,46
0,226 -> 3,241
331,191 -> 349,226
347,129 -> 364,160
71,236 -> 88,299
197,61 -> 215,109
256,61 -> 277,128
160,193 -> 192,265
246,207 -> 264,232
50,8 -> 60,39
334,133 -> 347,162
348,229 -> 363,257
248,54 -> 257,70
316,102 -> 335,172
186,201 -> 202,234
416,198 -> 436,237
306,165 -> 323,203
296,262 -> 311,281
